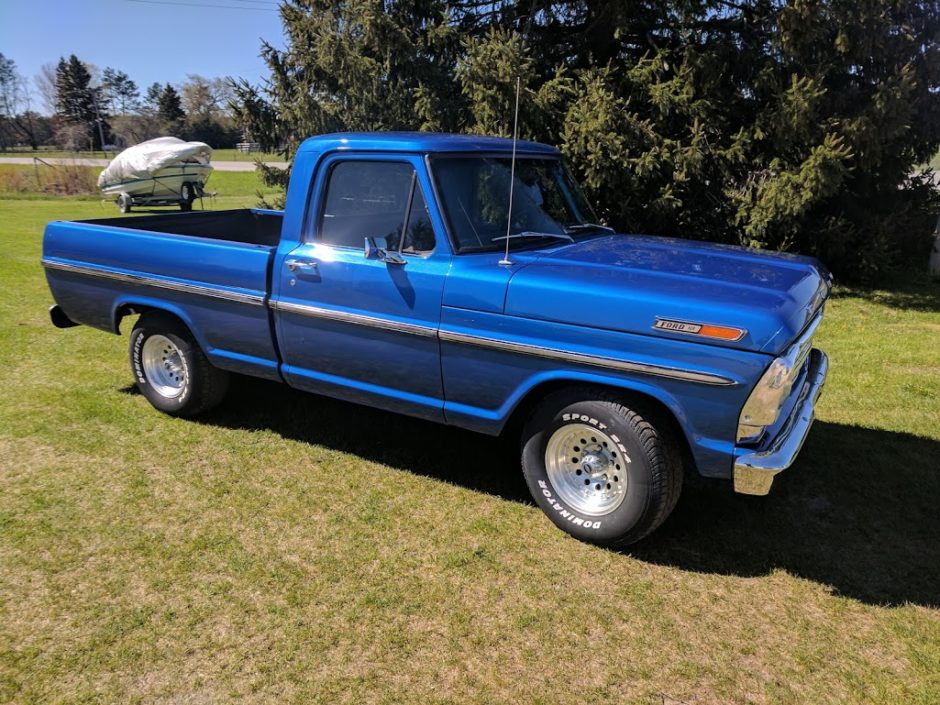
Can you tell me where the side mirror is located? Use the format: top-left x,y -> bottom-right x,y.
364,237 -> 406,265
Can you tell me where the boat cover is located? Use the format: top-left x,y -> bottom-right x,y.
98,137 -> 213,188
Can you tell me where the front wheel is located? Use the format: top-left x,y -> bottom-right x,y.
521,389 -> 683,547
129,313 -> 229,417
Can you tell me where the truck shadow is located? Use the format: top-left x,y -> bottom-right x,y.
189,375 -> 939,608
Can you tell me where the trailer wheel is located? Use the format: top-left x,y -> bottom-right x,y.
180,183 -> 195,212
520,388 -> 683,547
117,193 -> 132,213
129,312 -> 228,417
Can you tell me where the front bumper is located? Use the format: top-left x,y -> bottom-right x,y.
733,348 -> 829,495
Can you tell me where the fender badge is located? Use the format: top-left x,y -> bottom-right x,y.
653,318 -> 746,342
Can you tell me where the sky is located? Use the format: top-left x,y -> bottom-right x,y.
0,0 -> 286,107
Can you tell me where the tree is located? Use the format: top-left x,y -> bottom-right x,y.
54,54 -> 109,149
179,74 -> 239,146
181,74 -> 232,119
156,83 -> 185,133
142,82 -> 163,115
231,0 -> 463,191
0,53 -> 42,149
35,62 -> 58,115
101,67 -> 139,115
234,0 -> 940,281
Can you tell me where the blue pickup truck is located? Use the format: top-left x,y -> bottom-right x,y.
43,132 -> 830,546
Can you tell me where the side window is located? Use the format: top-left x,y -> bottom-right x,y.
317,160 -> 435,253
399,187 -> 435,254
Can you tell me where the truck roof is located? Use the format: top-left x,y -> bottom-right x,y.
297,132 -> 560,156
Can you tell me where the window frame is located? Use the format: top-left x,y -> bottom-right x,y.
306,155 -> 437,257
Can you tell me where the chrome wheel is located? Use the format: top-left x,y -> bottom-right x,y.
141,334 -> 186,398
544,423 -> 628,516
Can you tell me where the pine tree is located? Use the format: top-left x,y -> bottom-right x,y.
233,0 -> 940,281
156,84 -> 185,134
54,54 -> 109,149
102,67 -> 139,115
143,82 -> 163,114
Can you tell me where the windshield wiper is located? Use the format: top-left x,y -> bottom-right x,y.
491,231 -> 575,244
564,222 -> 615,233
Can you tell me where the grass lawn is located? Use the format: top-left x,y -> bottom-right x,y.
0,179 -> 938,704
0,164 -> 281,207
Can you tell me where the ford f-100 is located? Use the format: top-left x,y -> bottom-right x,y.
42,132 -> 831,546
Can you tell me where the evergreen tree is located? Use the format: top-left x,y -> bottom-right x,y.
156,83 -> 185,133
233,0 -> 940,281
102,67 -> 140,115
54,54 -> 109,149
143,82 -> 163,114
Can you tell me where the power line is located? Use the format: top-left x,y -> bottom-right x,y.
125,0 -> 280,11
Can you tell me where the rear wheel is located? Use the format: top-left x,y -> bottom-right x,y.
129,313 -> 228,416
117,193 -> 132,213
521,388 -> 683,547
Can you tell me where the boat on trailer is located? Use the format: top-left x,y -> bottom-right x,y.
98,137 -> 213,213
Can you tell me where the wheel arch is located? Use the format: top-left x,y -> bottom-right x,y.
499,375 -> 697,476
112,298 -> 211,354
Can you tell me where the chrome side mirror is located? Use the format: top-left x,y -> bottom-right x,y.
364,237 -> 406,265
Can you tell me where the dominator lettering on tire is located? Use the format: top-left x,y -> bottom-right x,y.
521,388 -> 683,547
129,312 -> 229,417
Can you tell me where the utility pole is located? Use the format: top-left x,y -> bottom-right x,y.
91,88 -> 106,153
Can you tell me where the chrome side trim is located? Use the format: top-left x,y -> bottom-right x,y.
270,300 -> 438,338
270,301 -> 736,385
438,330 -> 737,386
734,348 -> 828,495
41,259 -> 265,306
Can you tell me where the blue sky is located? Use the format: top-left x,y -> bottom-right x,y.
0,0 -> 285,101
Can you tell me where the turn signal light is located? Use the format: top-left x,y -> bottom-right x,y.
697,324 -> 746,341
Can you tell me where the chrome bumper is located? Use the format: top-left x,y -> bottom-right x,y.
733,349 -> 829,495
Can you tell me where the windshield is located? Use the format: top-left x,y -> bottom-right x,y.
430,155 -> 599,252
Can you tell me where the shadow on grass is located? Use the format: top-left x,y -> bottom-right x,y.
830,269 -> 940,313
184,375 -> 939,608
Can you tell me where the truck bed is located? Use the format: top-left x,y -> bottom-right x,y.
79,209 -> 283,247
42,209 -> 284,381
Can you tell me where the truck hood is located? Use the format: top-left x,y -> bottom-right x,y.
507,234 -> 831,355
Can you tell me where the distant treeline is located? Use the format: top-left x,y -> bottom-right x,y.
0,52 -> 241,151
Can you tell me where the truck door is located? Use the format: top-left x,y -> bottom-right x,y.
271,154 -> 450,422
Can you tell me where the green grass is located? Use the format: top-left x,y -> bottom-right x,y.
0,184 -> 938,704
0,164 -> 281,206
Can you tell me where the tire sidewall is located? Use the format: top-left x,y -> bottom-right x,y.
130,322 -> 196,414
522,399 -> 655,544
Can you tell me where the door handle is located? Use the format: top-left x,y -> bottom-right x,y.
285,258 -> 319,273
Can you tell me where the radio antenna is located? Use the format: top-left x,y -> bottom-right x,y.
499,76 -> 521,267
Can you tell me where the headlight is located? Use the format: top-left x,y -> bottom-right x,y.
737,315 -> 822,444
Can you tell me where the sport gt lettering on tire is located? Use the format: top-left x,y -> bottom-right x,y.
523,388 -> 683,547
